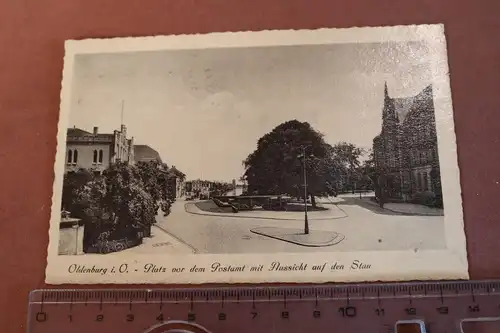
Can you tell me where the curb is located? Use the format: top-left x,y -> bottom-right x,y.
250,229 -> 346,248
184,203 -> 348,221
360,199 -> 444,217
152,224 -> 199,254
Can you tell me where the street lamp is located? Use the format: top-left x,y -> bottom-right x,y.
297,145 -> 312,235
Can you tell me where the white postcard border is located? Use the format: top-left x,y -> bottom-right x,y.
46,24 -> 469,284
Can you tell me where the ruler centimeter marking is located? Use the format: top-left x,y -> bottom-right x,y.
29,291 -> 500,305
27,280 -> 500,333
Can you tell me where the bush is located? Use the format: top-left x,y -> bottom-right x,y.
411,191 -> 436,207
67,162 -> 157,252
433,195 -> 443,209
62,161 -> 182,252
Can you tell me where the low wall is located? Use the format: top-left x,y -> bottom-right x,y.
58,218 -> 84,255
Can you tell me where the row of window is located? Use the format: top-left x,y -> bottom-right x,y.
410,149 -> 436,166
66,149 -> 104,165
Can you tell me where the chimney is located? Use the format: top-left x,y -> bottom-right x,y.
93,126 -> 98,135
121,124 -> 127,136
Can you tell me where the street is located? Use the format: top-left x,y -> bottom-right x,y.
152,195 -> 446,254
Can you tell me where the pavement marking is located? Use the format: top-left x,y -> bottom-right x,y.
152,225 -> 199,254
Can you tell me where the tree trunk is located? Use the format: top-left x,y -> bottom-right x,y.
143,225 -> 152,238
378,189 -> 386,208
310,194 -> 317,208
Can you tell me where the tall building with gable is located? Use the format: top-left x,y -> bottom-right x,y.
372,83 -> 442,201
65,124 -> 134,174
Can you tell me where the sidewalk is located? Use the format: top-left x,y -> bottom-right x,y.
184,200 -> 347,221
111,225 -> 196,255
362,198 -> 444,216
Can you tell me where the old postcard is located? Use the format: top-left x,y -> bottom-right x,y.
46,24 -> 469,284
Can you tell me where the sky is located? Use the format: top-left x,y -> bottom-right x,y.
68,41 -> 432,182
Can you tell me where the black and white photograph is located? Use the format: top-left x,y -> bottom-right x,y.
47,25 -> 468,284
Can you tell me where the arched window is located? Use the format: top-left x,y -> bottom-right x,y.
67,150 -> 73,164
98,150 -> 103,163
93,150 -> 98,164
73,150 -> 78,164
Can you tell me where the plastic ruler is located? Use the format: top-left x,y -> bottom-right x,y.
27,280 -> 500,333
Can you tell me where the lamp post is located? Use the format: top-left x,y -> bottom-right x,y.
298,146 -> 310,235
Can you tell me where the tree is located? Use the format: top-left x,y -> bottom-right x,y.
135,161 -> 172,218
243,120 -> 338,207
73,162 -> 156,252
209,181 -> 234,197
330,142 -> 365,193
357,149 -> 375,192
361,151 -> 389,208
61,168 -> 95,213
102,161 -> 157,234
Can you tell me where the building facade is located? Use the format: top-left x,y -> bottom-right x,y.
169,166 -> 186,198
65,125 -> 134,174
372,83 -> 442,201
185,180 -> 211,199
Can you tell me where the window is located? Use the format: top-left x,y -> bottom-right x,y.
423,172 -> 429,191
67,149 -> 78,165
93,149 -> 104,164
421,151 -> 427,164
417,172 -> 422,190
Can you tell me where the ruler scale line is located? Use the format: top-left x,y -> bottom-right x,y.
27,280 -> 500,333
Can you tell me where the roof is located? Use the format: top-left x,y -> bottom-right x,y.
393,96 -> 415,123
390,85 -> 433,123
67,128 -> 92,137
133,145 -> 163,163
169,166 -> 186,178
